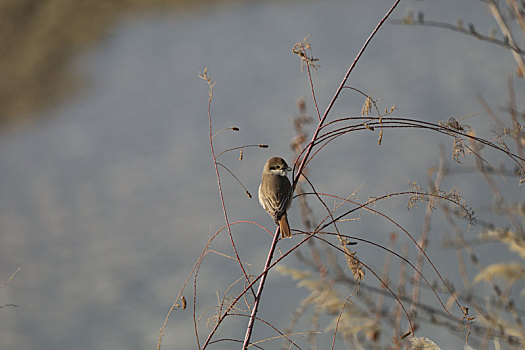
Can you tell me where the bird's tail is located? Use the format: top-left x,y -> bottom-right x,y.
279,213 -> 291,238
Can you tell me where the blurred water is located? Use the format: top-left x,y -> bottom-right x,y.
1,0 -> 523,349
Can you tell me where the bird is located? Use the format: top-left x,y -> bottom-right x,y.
258,156 -> 293,238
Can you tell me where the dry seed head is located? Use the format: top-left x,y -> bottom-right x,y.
407,181 -> 424,209
293,34 -> 320,71
343,244 -> 365,282
361,96 -> 373,117
452,137 -> 466,162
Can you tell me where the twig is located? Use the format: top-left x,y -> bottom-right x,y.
486,0 -> 525,76
242,228 -> 280,349
389,19 -> 525,56
410,146 -> 446,318
230,313 -> 306,349
215,144 -> 268,159
331,291 -> 358,350
373,233 -> 397,338
393,245 -> 409,347
216,162 -> 252,198
297,191 -> 466,318
507,77 -> 524,166
507,0 -> 525,37
202,69 -> 256,300
0,267 -> 20,289
157,220 -> 269,350
292,0 -> 402,189
203,229 -> 319,348
306,233 -> 416,334
469,134 -> 524,238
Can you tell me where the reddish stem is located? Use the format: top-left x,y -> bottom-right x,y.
241,1 -> 402,348
293,0 -> 402,189
241,228 -> 280,349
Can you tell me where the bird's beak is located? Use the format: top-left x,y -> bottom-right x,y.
287,167 -> 292,171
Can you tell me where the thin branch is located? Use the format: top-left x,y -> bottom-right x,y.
292,0 -> 402,190
242,2 -> 402,348
305,232 -> 416,334
410,146 -> 446,318
158,220 -> 271,350
242,228 -> 281,349
202,70 -> 256,300
231,313 -> 306,350
216,162 -> 252,198
389,18 -> 525,56
486,0 -> 525,76
507,0 -> 525,37
331,290 -> 358,350
0,267 -> 20,289
215,144 -> 268,159
208,338 -> 265,350
297,191 -> 467,318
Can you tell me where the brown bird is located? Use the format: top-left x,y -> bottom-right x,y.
258,157 -> 293,238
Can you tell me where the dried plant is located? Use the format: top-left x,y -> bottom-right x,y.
158,1 -> 525,349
